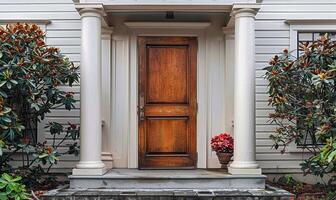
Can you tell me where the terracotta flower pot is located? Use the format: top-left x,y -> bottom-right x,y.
216,152 -> 233,170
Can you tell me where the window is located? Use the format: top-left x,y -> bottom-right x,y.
296,121 -> 320,147
286,20 -> 336,151
297,32 -> 336,57
296,31 -> 336,147
287,19 -> 336,58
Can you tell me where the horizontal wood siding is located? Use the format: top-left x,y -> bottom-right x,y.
255,0 -> 336,173
2,0 -> 336,174
0,0 -> 81,172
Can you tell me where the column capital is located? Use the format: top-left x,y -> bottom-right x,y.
222,26 -> 235,39
76,3 -> 106,18
231,4 -> 260,18
102,26 -> 114,39
222,26 -> 234,35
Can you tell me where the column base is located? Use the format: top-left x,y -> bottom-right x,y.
228,161 -> 261,175
72,167 -> 107,176
72,161 -> 107,176
228,167 -> 262,175
101,152 -> 113,168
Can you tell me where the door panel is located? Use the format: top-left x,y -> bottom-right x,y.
138,37 -> 197,169
146,118 -> 188,154
147,47 -> 188,103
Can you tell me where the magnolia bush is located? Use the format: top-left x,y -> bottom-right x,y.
264,35 -> 336,186
0,23 -> 80,191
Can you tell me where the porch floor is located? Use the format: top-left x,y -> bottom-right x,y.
69,169 -> 266,190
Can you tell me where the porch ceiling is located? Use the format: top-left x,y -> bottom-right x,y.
105,12 -> 231,27
102,3 -> 233,26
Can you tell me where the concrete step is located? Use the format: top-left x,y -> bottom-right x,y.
41,185 -> 293,200
69,169 -> 266,190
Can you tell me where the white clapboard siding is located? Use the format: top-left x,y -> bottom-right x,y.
256,30 -> 289,38
255,0 -> 336,173
2,0 -> 336,174
0,0 -> 81,172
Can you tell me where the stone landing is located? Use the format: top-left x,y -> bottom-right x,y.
69,169 -> 266,190
41,185 -> 293,200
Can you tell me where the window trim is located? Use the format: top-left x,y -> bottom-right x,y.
0,20 -> 50,32
285,19 -> 336,152
287,19 -> 336,58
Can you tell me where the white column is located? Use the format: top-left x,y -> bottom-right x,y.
73,8 -> 106,176
228,7 -> 261,175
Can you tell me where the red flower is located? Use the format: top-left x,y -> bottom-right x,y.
69,123 -> 77,130
211,133 -> 233,153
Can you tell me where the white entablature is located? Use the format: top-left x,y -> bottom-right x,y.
75,1 -> 258,15
78,0 -> 256,4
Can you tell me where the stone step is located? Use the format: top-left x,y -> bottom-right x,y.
69,169 -> 266,190
41,185 -> 293,200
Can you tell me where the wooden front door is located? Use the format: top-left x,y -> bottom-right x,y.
138,37 -> 197,169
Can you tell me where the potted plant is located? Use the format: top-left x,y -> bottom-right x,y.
211,133 -> 233,170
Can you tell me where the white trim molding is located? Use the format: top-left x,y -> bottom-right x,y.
222,26 -> 235,136
125,22 -> 210,168
287,19 -> 336,58
0,20 -> 51,25
101,27 -> 114,168
285,19 -> 336,25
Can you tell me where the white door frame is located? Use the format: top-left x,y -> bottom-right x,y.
125,22 -> 210,168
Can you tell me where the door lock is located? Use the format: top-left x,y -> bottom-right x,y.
138,92 -> 145,121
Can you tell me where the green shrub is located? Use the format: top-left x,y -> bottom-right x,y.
0,173 -> 29,200
264,35 -> 336,187
0,23 -> 80,189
